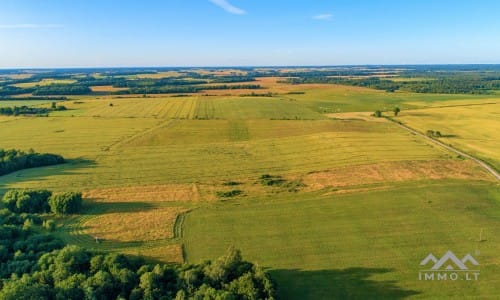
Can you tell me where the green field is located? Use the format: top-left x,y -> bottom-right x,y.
1,80 -> 499,299
184,181 -> 500,299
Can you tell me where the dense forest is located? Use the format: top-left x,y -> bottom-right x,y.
0,189 -> 275,299
0,149 -> 65,176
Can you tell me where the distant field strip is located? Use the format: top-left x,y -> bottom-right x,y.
62,97 -> 198,119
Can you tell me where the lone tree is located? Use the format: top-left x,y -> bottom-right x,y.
393,107 -> 400,116
374,110 -> 382,118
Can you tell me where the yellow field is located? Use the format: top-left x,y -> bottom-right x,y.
395,103 -> 500,170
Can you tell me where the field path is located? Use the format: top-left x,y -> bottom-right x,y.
390,119 -> 500,180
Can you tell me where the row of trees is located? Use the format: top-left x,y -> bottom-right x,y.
0,149 -> 65,176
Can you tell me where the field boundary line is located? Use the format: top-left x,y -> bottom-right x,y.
387,117 -> 499,181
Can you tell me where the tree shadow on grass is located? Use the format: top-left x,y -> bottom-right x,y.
0,158 -> 96,194
270,267 -> 420,300
82,200 -> 156,214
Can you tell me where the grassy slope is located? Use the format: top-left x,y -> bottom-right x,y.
183,181 -> 500,299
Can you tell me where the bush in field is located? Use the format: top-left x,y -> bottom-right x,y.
374,110 -> 382,118
216,190 -> 243,198
393,107 -> 400,116
49,192 -> 83,215
1,189 -> 51,214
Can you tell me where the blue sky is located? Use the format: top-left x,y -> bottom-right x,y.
0,0 -> 499,67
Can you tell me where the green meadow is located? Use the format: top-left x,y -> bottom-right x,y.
183,181 -> 500,299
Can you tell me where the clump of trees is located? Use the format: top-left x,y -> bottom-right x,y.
48,192 -> 82,215
1,189 -> 52,214
0,149 -> 65,176
2,189 -> 82,216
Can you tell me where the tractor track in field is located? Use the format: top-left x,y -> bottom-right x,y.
388,118 -> 499,181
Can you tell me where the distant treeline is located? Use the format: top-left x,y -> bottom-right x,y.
284,76 -> 500,94
32,84 -> 91,96
0,104 -> 66,116
0,106 -> 50,116
0,96 -> 67,101
0,149 -> 65,176
0,84 -> 91,97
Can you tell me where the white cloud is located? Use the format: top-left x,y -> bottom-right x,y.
209,0 -> 246,15
0,24 -> 63,29
313,14 -> 332,20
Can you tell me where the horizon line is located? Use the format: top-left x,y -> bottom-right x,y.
1,63 -> 500,71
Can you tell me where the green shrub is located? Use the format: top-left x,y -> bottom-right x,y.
216,190 -> 243,198
49,192 -> 83,215
259,174 -> 285,186
43,220 -> 56,231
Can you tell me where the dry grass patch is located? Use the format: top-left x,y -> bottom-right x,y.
303,160 -> 491,190
83,206 -> 187,242
84,184 -> 200,202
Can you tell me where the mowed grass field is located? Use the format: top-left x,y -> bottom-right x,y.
395,102 -> 500,171
183,181 -> 500,299
1,82 -> 499,298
